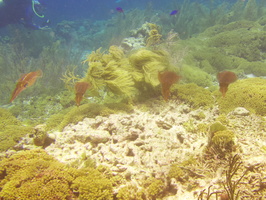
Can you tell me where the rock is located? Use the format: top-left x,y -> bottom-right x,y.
87,130 -> 111,144
232,107 -> 250,116
156,119 -> 172,129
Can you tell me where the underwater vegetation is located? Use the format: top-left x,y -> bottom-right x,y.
80,45 -> 180,102
0,108 -> 33,152
0,149 -> 113,200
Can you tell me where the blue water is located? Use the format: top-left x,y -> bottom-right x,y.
44,0 -> 239,25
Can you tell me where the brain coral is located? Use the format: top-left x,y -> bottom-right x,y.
217,78 -> 266,115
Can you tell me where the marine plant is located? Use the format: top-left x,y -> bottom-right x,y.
0,149 -> 113,200
0,108 -> 33,151
82,46 -> 137,99
129,48 -> 179,100
222,154 -> 248,200
216,78 -> 266,116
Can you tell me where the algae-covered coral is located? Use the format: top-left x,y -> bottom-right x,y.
0,149 -> 113,200
0,108 -> 33,151
217,78 -> 266,115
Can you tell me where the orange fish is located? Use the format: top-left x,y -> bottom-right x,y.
217,71 -> 237,97
75,82 -> 91,106
10,70 -> 43,102
158,71 -> 181,101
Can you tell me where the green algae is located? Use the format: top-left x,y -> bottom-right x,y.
216,78 -> 266,116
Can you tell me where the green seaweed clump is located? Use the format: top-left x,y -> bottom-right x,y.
217,78 -> 266,116
172,83 -> 214,108
0,149 -> 113,200
82,46 -> 137,99
0,108 -> 33,151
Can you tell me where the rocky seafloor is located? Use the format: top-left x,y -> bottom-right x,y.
15,99 -> 266,199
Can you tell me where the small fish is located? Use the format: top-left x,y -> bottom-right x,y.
116,7 -> 126,18
170,10 -> 179,16
10,70 -> 43,102
217,71 -> 237,97
158,71 -> 181,101
75,82 -> 91,106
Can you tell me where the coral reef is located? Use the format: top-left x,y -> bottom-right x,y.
45,102 -> 133,131
216,78 -> 266,115
178,19 -> 266,78
172,83 -> 214,108
0,108 -> 33,151
0,149 -> 113,200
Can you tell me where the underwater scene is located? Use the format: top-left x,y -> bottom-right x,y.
0,0 -> 266,199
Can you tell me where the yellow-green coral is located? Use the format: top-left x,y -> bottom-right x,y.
0,149 -> 113,200
0,108 -> 33,151
71,168 -> 113,200
206,122 -> 235,158
116,177 -> 165,200
180,64 -> 213,87
216,78 -> 266,115
211,130 -> 235,147
172,83 -> 214,108
168,157 -> 197,182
